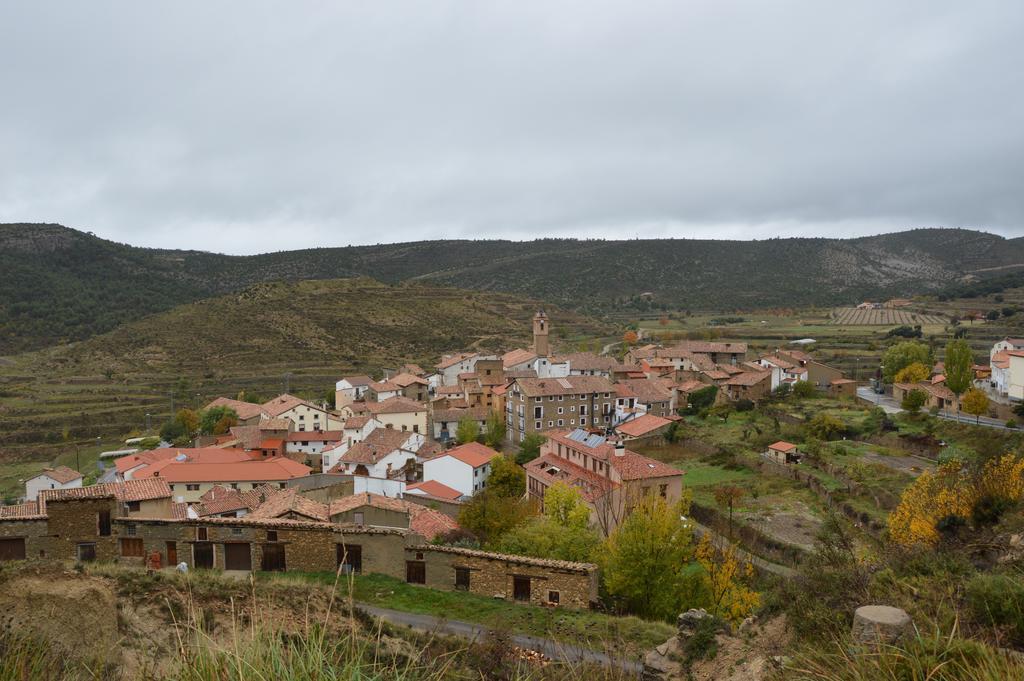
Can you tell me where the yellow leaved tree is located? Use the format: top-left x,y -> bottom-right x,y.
894,362 -> 930,384
695,534 -> 760,626
889,454 -> 1024,548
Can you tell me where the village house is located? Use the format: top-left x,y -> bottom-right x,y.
404,479 -> 463,502
524,429 -> 683,535
262,394 -> 342,431
285,430 -> 344,469
892,380 -> 960,412
773,349 -> 845,390
431,405 -> 490,443
421,442 -> 502,497
563,352 -> 619,377
613,413 -> 675,442
365,379 -> 403,402
828,378 -> 858,398
131,456 -> 311,503
335,375 -> 373,408
505,375 -> 617,443
0,488 -> 598,607
24,466 -> 82,502
723,370 -> 772,402
203,397 -> 269,425
763,441 -> 801,464
433,352 -> 480,387
325,427 -> 424,479
343,396 -> 428,434
616,378 -> 675,417
388,373 -> 430,402
116,447 -> 259,481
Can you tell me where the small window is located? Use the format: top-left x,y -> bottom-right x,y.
186,484 -> 200,491
659,484 -> 668,498
125,524 -> 137,536
279,483 -> 286,489
548,590 -> 560,604
231,483 -> 238,489
455,567 -> 470,590
267,530 -> 278,542
354,512 -> 364,525
416,551 -> 424,560
97,510 -> 111,536
196,527 -> 208,541
231,527 -> 243,536
126,501 -> 140,512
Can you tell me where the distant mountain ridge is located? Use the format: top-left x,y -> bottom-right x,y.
2,223 -> 1022,353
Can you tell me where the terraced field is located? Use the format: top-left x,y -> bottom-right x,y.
831,307 -> 948,325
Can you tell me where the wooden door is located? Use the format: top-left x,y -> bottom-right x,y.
406,560 -> 426,584
337,544 -> 361,574
0,538 -> 25,562
224,543 -> 252,571
261,543 -> 286,572
166,541 -> 177,565
513,576 -> 531,602
193,542 -> 214,569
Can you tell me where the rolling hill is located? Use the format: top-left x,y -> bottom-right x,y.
3,223 -> 1024,352
0,278 -> 609,479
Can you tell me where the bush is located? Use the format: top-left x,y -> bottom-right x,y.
966,574 -> 1024,646
1007,419 -> 1018,429
734,398 -> 754,412
792,381 -> 817,399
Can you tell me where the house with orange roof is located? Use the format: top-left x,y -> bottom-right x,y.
525,429 -> 683,535
131,456 -> 311,502
24,466 -> 83,502
404,479 -> 463,502
324,427 -> 424,479
203,397 -> 269,424
613,413 -> 674,442
421,442 -> 502,497
116,447 -> 259,481
764,441 -> 801,465
433,352 -> 481,387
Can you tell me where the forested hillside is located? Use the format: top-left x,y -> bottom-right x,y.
3,223 -> 1023,352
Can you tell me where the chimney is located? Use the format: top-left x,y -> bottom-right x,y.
614,440 -> 625,457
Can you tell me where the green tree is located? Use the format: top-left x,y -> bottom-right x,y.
882,341 -> 933,383
491,518 -> 600,562
807,413 -> 845,440
456,416 -> 480,444
901,388 -> 927,414
961,387 -> 990,424
515,433 -> 547,465
792,381 -> 817,399
199,406 -> 238,435
944,339 -> 974,417
685,385 -> 718,414
601,494 -> 694,619
484,410 -> 506,448
457,492 -> 536,544
486,455 -> 525,498
544,482 -> 590,528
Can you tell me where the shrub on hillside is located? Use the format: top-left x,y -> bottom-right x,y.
966,573 -> 1024,647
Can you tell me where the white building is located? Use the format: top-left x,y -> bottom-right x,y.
335,376 -> 373,408
262,394 -> 341,431
24,466 -> 82,502
434,353 -> 480,387
421,442 -> 501,497
325,427 -> 424,477
285,431 -> 343,457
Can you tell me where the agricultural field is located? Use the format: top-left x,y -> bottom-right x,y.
830,307 -> 947,326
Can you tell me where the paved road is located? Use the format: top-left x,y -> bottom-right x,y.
857,387 -> 1013,430
354,602 -> 644,676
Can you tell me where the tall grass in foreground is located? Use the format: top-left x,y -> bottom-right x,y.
786,626 -> 1024,681
170,569 -> 630,681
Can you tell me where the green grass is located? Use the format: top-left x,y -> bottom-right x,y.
260,572 -> 675,658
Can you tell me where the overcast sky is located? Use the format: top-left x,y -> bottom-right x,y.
1,2 -> 1022,254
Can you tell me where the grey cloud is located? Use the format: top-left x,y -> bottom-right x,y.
0,1 -> 1022,253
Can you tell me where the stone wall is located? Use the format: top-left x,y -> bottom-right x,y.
3,500 -> 598,611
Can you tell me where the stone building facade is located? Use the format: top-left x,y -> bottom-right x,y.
0,494 -> 598,609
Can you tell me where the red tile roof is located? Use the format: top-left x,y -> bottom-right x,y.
248,488 -> 330,522
261,394 -> 320,417
29,466 -> 82,484
513,375 -> 615,397
134,457 -> 310,483
37,479 -> 172,512
205,397 -> 269,421
357,396 -> 426,414
116,447 -> 257,474
502,348 -> 538,368
615,414 -> 672,438
405,480 -> 463,500
0,501 -> 42,518
327,492 -> 458,540
440,442 -> 501,468
436,352 -> 477,370
768,441 -> 797,453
